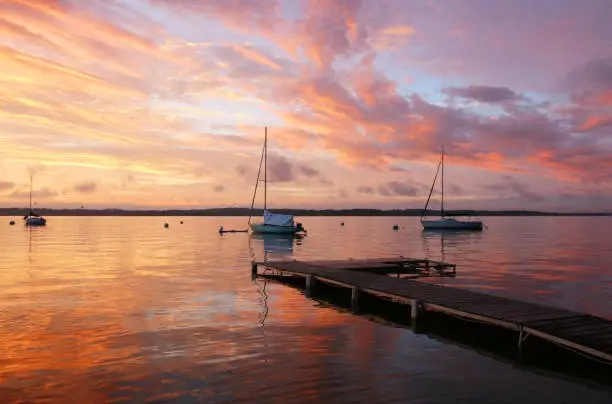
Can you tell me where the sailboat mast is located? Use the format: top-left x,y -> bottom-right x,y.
247,129 -> 266,225
441,147 -> 445,218
264,127 -> 267,212
421,157 -> 442,220
29,173 -> 33,215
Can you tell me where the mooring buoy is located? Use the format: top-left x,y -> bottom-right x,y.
164,223 -> 169,228
9,220 -> 15,226
393,224 -> 399,230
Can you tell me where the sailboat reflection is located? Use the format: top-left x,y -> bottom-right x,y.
421,229 -> 483,265
249,233 -> 304,262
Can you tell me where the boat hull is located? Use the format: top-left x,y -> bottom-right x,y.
250,223 -> 301,234
421,218 -> 482,231
25,216 -> 46,226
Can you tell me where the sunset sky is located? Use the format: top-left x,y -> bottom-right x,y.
0,0 -> 611,211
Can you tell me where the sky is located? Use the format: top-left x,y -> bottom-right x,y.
0,0 -> 611,211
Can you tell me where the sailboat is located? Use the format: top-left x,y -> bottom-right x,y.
420,148 -> 483,231
23,174 -> 47,226
248,127 -> 306,235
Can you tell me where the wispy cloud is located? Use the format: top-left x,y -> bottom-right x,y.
73,180 -> 98,194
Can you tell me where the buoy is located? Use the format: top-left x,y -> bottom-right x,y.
219,225 -> 224,234
340,222 -> 345,226
164,223 -> 169,228
180,221 -> 184,224
392,224 -> 399,230
9,220 -> 15,225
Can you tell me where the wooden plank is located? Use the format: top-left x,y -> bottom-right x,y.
453,303 -> 574,318
524,315 -> 609,330
452,305 -> 554,318
555,329 -> 612,344
536,323 -> 612,338
506,312 -> 580,324
567,339 -> 612,352
523,327 -> 612,363
423,302 -> 520,331
550,320 -> 612,332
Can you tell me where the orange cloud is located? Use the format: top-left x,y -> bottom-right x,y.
231,45 -> 282,71
579,115 -> 612,131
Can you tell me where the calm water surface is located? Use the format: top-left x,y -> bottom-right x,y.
0,216 -> 611,403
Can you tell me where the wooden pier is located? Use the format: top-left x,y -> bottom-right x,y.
252,257 -> 612,366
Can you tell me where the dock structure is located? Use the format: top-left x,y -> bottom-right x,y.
252,257 -> 612,366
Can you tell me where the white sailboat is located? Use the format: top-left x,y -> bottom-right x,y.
23,174 -> 47,226
248,127 -> 306,235
421,148 -> 483,231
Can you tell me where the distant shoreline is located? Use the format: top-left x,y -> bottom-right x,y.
1,208 -> 610,217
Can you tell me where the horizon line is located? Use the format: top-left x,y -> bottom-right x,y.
1,207 -> 611,216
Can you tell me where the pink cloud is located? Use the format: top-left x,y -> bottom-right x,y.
443,85 -> 522,104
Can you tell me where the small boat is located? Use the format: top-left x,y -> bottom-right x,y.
24,215 -> 46,226
218,226 -> 248,234
23,173 -> 46,226
421,217 -> 482,230
250,212 -> 305,234
420,148 -> 483,231
247,127 -> 306,235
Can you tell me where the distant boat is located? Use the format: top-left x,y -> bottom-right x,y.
23,173 -> 46,226
420,148 -> 482,231
248,127 -> 306,235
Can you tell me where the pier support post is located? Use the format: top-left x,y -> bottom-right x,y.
351,286 -> 359,312
251,261 -> 257,280
305,275 -> 314,297
410,299 -> 420,322
517,326 -> 524,361
305,274 -> 313,289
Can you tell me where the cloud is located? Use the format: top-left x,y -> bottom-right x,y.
357,186 -> 375,194
443,85 -> 521,103
10,187 -> 58,200
567,57 -> 612,98
299,165 -> 319,177
266,50 -> 612,185
213,184 -> 225,193
73,180 -> 97,194
0,181 -> 15,192
484,175 -> 543,202
236,165 -> 249,177
562,57 -> 612,134
447,184 -> 465,196
150,0 -> 282,34
378,181 -> 419,197
231,45 -> 282,71
267,154 -> 293,182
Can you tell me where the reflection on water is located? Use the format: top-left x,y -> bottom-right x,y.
0,216 -> 611,403
421,229 -> 485,265
248,233 -> 304,261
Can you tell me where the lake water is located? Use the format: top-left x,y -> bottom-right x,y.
0,216 -> 611,403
